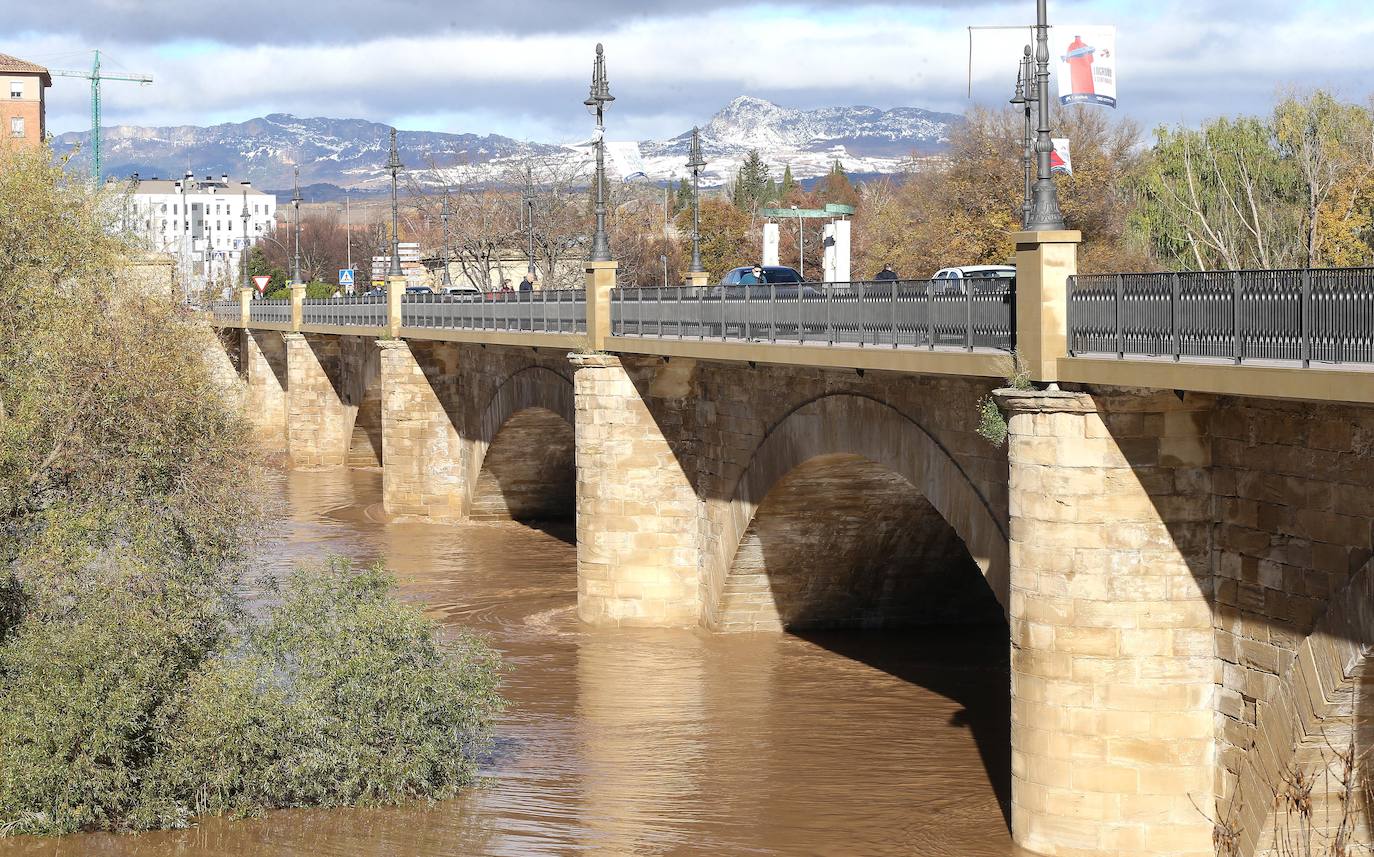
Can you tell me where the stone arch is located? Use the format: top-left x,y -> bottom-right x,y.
1231,558 -> 1374,855
706,393 -> 1010,630
468,365 -> 576,521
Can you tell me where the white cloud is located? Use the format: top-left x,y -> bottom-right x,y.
12,1 -> 1373,140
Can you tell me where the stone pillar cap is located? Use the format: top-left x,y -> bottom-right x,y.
568,351 -> 620,368
993,387 -> 1098,414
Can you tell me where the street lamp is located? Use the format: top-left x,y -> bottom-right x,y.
240,190 -> 251,296
386,127 -> 404,277
523,173 -> 537,276
1025,0 -> 1066,230
440,195 -> 453,287
584,43 -> 614,263
686,126 -> 706,274
291,166 -> 302,285
1010,45 -> 1036,228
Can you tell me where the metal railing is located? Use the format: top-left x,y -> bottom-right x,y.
303,296 -> 388,328
401,291 -> 586,334
611,280 -> 1016,351
248,299 -> 290,325
210,300 -> 239,324
1068,268 -> 1374,366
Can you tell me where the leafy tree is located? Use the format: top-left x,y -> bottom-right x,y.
246,245 -> 286,292
818,159 -> 860,209
680,196 -> 755,281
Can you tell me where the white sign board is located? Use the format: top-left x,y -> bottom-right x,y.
762,223 -> 780,268
605,141 -> 649,182
1057,26 -> 1117,108
253,275 -> 271,293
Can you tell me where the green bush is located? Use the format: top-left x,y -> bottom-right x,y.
265,282 -> 335,300
0,559 -> 502,834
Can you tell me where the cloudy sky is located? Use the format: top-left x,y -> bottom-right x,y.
9,0 -> 1373,142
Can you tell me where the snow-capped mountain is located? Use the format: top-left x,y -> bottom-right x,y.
54,97 -> 960,193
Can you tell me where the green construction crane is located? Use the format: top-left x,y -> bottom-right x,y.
52,50 -> 152,181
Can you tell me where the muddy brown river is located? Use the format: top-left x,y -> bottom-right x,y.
4,468 -> 1025,857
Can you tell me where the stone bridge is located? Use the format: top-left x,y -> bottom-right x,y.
207,236 -> 1374,857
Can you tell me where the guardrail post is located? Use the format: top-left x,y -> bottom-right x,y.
238,287 -> 252,327
387,275 -> 405,338
1170,272 -> 1181,361
290,284 -> 305,332
1012,229 -> 1082,382
585,260 -> 618,352
1231,271 -> 1242,365
965,280 -> 974,352
1300,268 -> 1312,368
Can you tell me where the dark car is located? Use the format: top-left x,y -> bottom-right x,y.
719,265 -> 803,286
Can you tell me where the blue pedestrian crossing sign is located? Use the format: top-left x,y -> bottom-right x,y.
338,268 -> 356,287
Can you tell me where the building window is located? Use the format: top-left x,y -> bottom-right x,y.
10,116 -> 23,137
9,81 -> 22,99
172,204 -> 178,215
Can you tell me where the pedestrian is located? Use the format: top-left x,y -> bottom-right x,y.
519,272 -> 535,292
874,263 -> 899,281
500,279 -> 513,293
740,265 -> 767,285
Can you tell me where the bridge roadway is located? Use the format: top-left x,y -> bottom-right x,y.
207,234 -> 1374,857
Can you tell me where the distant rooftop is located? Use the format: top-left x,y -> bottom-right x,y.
124,172 -> 274,197
0,52 -> 52,86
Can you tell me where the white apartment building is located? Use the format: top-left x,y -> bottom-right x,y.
124,171 -> 277,290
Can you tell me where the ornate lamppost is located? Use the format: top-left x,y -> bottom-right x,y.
523,173 -> 537,276
290,166 -> 302,285
386,127 -> 403,278
584,43 -> 614,262
686,126 -> 706,275
1010,45 -> 1037,228
1024,0 -> 1066,231
240,190 -> 251,295
440,195 -> 453,288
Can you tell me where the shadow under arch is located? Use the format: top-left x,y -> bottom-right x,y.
468,366 -> 576,524
707,393 -> 1010,627
1232,556 -> 1374,855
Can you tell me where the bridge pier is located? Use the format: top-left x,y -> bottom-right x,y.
377,339 -> 467,520
284,333 -> 350,468
1000,388 -> 1215,857
241,329 -> 288,450
571,353 -> 700,627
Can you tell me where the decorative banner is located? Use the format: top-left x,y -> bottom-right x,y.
1057,26 -> 1117,108
1050,138 -> 1072,175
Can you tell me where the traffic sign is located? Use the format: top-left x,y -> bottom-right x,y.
253,275 -> 271,293
338,268 -> 355,287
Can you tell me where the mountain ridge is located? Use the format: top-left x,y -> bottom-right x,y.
54,96 -> 961,191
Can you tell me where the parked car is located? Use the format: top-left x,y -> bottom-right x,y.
930,265 -> 1016,294
719,265 -> 803,286
443,285 -> 481,296
362,287 -> 386,298
404,285 -> 434,295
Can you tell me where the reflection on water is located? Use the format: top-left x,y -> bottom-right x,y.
3,468 -> 1025,857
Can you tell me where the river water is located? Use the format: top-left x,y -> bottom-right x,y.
5,468 -> 1025,857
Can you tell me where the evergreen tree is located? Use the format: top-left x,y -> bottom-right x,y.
731,149 -> 771,212
780,164 -> 798,199
674,177 -> 692,215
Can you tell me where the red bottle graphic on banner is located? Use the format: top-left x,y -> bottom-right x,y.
1064,35 -> 1096,96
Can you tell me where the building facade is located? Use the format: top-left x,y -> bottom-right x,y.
1,53 -> 51,150
125,171 -> 277,293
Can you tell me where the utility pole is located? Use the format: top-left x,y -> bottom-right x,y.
523,172 -> 537,276
52,50 -> 152,182
440,195 -> 453,288
240,191 -> 251,296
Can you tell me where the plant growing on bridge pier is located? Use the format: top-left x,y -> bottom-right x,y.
975,350 -> 1033,448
